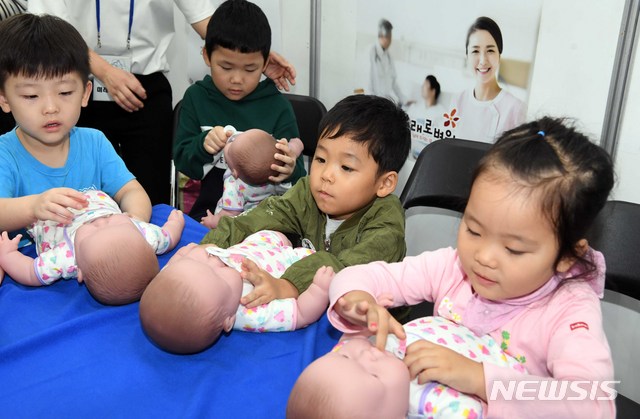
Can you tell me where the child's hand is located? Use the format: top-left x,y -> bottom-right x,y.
200,209 -> 219,228
203,126 -> 232,155
33,188 -> 88,225
335,291 -> 406,351
404,340 -> 487,400
269,138 -> 296,183
240,257 -> 298,308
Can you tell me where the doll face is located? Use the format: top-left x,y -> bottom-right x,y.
311,338 -> 410,417
74,214 -> 140,255
167,243 -> 242,294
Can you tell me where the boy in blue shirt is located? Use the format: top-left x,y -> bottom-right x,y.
0,14 -> 151,242
173,0 -> 305,221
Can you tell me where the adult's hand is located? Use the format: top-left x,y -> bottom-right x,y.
264,51 -> 296,91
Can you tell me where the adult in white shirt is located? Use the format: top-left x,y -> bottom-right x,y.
28,0 -> 295,205
449,16 -> 525,143
369,19 -> 409,107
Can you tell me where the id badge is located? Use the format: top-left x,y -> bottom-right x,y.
92,54 -> 132,102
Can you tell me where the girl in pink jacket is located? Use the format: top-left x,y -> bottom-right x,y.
290,116 -> 616,418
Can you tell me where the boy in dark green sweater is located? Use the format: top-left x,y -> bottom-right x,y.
173,0 -> 305,221
202,94 -> 411,309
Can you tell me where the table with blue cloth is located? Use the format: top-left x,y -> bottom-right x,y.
0,204 -> 341,418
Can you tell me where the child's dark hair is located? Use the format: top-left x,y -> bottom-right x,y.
425,75 -> 441,101
318,95 -> 411,175
378,19 -> 393,38
466,16 -> 503,55
0,13 -> 90,89
473,116 -> 614,273
205,0 -> 271,62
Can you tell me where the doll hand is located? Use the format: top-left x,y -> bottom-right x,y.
33,188 -> 88,225
268,139 -> 296,183
203,126 -> 232,155
0,232 -> 21,276
0,231 -> 20,256
264,51 -> 296,91
312,265 -> 334,291
336,291 -> 406,351
404,340 -> 487,400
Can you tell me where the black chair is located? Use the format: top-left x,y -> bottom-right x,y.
586,200 -> 640,417
0,111 -> 15,135
587,200 -> 640,299
284,93 -> 327,171
399,138 -> 491,320
400,138 -> 492,213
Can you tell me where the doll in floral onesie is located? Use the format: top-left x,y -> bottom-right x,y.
200,127 -> 304,228
288,316 -> 526,419
0,188 -> 184,305
139,230 -> 331,354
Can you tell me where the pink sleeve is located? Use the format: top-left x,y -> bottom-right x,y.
327,247 -> 461,332
484,288 -> 615,418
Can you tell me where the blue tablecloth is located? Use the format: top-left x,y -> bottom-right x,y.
0,204 -> 341,418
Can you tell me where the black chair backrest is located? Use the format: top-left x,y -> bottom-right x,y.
586,200 -> 640,300
400,138 -> 492,212
284,93 -> 327,159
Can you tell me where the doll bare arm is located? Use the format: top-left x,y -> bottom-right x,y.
0,232 -> 41,286
294,266 -> 333,328
161,209 -> 186,251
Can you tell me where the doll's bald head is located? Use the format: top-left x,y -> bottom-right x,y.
76,222 -> 159,305
224,129 -> 280,185
139,256 -> 243,354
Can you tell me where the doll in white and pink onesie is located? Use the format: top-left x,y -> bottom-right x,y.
139,230 -> 331,354
288,316 -> 526,419
201,128 -> 304,228
0,188 -> 184,305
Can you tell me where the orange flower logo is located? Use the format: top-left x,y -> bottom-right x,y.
444,108 -> 459,128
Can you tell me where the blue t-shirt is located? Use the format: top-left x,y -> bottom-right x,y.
0,126 -> 135,245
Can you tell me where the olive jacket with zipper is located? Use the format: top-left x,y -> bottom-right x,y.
201,176 -> 406,292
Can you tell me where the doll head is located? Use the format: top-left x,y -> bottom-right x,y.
75,214 -> 159,305
224,129 -> 280,185
287,337 -> 410,419
224,129 -> 304,185
139,244 -> 243,354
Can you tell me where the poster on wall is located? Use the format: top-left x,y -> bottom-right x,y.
351,0 -> 542,156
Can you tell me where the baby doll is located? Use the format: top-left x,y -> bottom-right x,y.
201,127 -> 304,228
287,316 -> 526,419
139,230 -> 331,354
0,189 -> 185,305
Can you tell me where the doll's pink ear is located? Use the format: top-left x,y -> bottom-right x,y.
77,269 -> 84,283
223,314 -> 237,332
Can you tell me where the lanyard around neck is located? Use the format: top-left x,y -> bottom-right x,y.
96,0 -> 135,49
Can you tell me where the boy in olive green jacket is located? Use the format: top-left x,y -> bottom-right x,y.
201,94 -> 411,309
